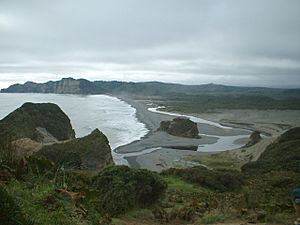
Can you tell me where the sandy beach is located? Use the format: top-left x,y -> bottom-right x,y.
114,98 -> 300,172
115,98 -> 253,171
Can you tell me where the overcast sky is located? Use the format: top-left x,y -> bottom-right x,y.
0,0 -> 300,89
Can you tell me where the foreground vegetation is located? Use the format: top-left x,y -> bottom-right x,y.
1,128 -> 300,224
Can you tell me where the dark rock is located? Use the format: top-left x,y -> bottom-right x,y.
39,129 -> 114,170
0,102 -> 75,144
0,103 -> 114,171
244,131 -> 262,147
164,145 -> 198,151
158,117 -> 200,138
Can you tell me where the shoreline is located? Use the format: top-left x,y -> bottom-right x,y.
114,97 -> 252,171
115,97 -> 300,172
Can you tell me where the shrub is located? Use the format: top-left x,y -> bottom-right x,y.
0,185 -> 33,225
92,165 -> 167,216
162,166 -> 243,192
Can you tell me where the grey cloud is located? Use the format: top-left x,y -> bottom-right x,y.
0,0 -> 300,88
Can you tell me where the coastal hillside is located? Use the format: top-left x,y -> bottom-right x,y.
1,118 -> 299,224
3,78 -> 300,113
2,77 -> 300,99
242,127 -> 300,174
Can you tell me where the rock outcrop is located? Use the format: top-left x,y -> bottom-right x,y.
158,117 -> 200,138
39,129 -> 114,170
244,131 -> 262,147
0,103 -> 114,170
0,102 -> 75,144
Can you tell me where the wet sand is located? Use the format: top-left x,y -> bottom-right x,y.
191,109 -> 300,165
115,98 -> 251,171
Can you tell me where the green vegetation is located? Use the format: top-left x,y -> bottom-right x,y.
162,166 -> 244,192
39,129 -> 113,170
242,127 -> 300,174
92,165 -> 167,216
163,176 -> 207,193
0,102 -> 74,144
0,184 -> 33,225
1,123 -> 300,224
197,209 -> 230,224
0,160 -> 298,224
159,94 -> 300,113
187,153 -> 241,171
6,179 -> 77,225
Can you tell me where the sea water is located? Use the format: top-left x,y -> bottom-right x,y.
0,93 -> 149,153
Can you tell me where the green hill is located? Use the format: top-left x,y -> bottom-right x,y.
242,127 -> 300,173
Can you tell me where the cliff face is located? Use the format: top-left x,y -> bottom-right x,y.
52,78 -> 81,94
158,117 -> 200,138
39,129 -> 114,170
2,78 -> 82,94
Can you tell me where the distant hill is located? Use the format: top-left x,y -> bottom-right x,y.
2,77 -> 300,99
242,127 -> 300,173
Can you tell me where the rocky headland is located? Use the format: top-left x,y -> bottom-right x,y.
0,102 -> 75,144
0,102 -> 114,170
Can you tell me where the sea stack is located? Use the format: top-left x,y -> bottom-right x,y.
244,131 -> 262,147
158,117 -> 200,138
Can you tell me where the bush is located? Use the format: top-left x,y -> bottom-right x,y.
162,166 -> 243,192
0,185 -> 33,225
92,165 -> 167,216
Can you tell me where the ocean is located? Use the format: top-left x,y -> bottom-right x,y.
0,93 -> 149,151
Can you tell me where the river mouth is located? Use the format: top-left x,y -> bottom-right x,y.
146,106 -> 251,152
114,102 -> 252,167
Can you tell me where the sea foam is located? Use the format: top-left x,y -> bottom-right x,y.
0,93 -> 149,163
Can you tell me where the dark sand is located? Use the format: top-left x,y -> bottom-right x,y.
114,98 -> 250,171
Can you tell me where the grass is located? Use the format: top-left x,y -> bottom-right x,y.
188,153 -> 240,171
6,179 -> 77,225
195,208 -> 237,224
158,94 -> 300,113
163,176 -> 208,193
265,212 -> 294,224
